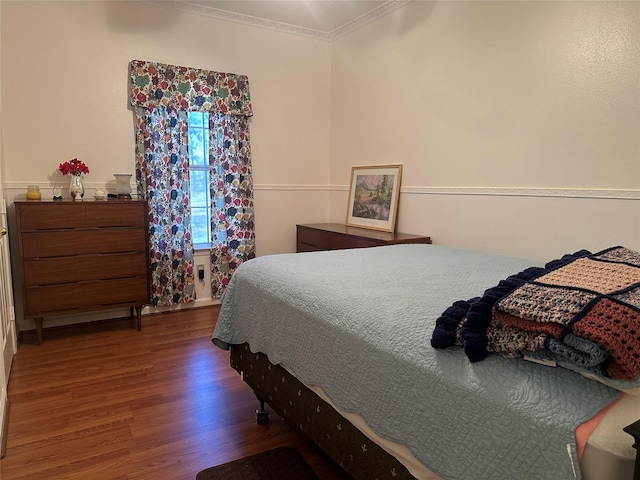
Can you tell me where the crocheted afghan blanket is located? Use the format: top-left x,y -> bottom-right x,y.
432,246 -> 640,381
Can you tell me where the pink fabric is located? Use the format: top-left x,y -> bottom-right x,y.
575,395 -> 623,460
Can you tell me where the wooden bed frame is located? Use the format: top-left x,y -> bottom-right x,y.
624,420 -> 640,480
231,343 -> 416,479
230,343 -> 640,480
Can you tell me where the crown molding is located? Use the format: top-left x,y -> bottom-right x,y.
144,1 -> 411,42
328,0 -> 410,41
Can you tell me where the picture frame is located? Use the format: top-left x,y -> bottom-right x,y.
345,164 -> 403,232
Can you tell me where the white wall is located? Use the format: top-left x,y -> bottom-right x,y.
1,1 -> 331,330
330,1 -> 640,261
2,1 -> 640,330
1,1 -> 331,250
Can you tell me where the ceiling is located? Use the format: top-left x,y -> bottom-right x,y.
149,0 -> 409,40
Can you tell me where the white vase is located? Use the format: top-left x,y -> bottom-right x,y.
114,174 -> 132,196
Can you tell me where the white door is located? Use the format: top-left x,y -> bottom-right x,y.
0,170 -> 17,453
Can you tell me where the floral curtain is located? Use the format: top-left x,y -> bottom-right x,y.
209,113 -> 256,296
134,106 -> 195,306
130,59 -> 255,301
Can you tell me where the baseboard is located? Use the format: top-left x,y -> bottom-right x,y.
143,296 -> 220,315
17,297 -> 221,339
17,301 -> 221,345
18,314 -> 139,345
0,394 -> 8,459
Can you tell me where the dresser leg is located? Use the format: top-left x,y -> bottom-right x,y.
34,318 -> 43,345
135,306 -> 142,331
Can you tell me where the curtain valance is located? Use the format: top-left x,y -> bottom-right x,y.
130,59 -> 253,117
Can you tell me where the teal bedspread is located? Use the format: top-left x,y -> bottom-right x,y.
212,244 -> 619,480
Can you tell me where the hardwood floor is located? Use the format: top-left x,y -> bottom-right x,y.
0,306 -> 350,480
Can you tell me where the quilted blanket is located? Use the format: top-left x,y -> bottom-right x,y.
432,246 -> 640,383
213,245 -> 620,480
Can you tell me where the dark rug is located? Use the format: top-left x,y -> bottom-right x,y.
195,446 -> 320,480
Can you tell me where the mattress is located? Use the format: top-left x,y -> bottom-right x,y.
213,244 -> 637,479
233,344 -> 638,480
307,380 -> 638,480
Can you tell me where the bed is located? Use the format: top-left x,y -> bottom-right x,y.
212,244 -> 640,480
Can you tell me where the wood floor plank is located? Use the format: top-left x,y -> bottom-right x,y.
0,306 -> 349,480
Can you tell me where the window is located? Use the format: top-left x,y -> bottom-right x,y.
187,112 -> 211,248
132,59 -> 255,300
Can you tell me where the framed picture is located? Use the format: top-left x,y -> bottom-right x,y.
345,164 -> 403,232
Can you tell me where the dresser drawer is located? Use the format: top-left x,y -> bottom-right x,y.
86,203 -> 145,228
18,203 -> 86,230
21,229 -> 147,258
297,225 -> 381,251
24,277 -> 150,316
17,202 -> 146,230
23,252 -> 148,286
296,223 -> 431,253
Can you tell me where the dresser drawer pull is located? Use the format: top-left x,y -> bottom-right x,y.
95,251 -> 141,256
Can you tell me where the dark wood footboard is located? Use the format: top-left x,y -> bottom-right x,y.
623,420 -> 640,480
230,343 -> 418,480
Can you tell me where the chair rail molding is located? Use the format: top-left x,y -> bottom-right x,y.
5,182 -> 640,200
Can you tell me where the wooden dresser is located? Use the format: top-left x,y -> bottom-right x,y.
14,200 -> 150,344
296,223 -> 431,252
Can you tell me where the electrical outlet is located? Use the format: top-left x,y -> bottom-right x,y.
197,264 -> 205,281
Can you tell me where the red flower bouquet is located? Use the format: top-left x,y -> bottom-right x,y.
59,158 -> 90,176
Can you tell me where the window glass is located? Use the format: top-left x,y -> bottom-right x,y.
188,112 -> 206,166
188,111 -> 211,248
188,111 -> 204,128
191,205 -> 210,246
